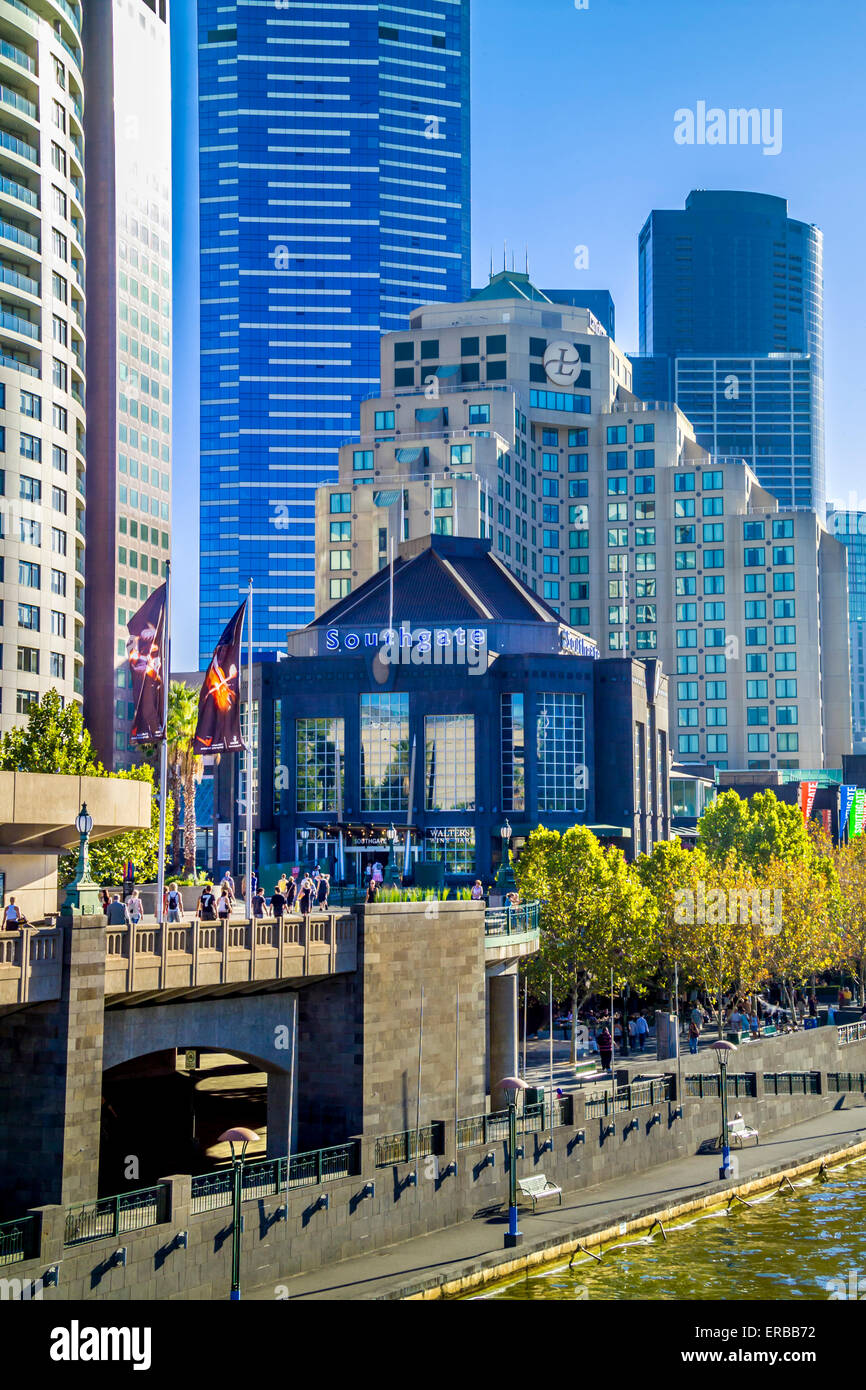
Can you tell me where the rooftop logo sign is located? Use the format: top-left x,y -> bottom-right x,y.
325,623 -> 488,675
544,341 -> 584,388
558,626 -> 599,659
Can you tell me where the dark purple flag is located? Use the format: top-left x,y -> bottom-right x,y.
126,584 -> 167,744
193,600 -> 247,754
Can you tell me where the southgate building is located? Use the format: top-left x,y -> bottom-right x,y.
314,274 -> 851,772
630,190 -> 825,515
82,0 -> 172,768
0,0 -> 85,733
212,533 -> 672,882
196,0 -> 470,664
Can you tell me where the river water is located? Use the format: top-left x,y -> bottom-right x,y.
476,1157 -> 866,1301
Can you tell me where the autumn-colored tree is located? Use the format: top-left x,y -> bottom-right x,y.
765,852 -> 838,1018
635,838 -> 710,1008
832,837 -> 866,1000
515,826 -> 657,1063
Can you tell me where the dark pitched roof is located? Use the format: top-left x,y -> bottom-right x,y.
309,535 -> 561,629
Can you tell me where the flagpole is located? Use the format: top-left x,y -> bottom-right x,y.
245,578 -> 254,919
156,561 -> 171,926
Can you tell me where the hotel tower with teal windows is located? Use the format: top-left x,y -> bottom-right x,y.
196,0 -> 470,664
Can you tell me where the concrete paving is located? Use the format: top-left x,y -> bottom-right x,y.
248,1101 -> 866,1301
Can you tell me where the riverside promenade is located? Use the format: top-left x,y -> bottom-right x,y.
249,1102 -> 866,1301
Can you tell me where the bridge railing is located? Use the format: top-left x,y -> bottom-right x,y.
188,1141 -> 361,1214
484,902 -> 540,938
0,924 -> 63,1007
63,1184 -> 169,1247
838,1021 -> 866,1046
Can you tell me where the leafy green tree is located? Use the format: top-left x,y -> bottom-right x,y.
59,764 -> 173,887
0,689 -> 102,775
166,681 -> 202,874
698,789 -> 815,872
635,838 -> 710,1008
515,826 -> 657,1063
834,837 -> 866,1001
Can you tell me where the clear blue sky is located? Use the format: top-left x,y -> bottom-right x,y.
170,0 -> 866,667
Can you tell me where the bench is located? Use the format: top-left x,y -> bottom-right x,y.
518,1174 -> 563,1211
727,1116 -> 759,1148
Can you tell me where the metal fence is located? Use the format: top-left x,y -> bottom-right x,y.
483,902 -> 540,938
763,1071 -> 821,1096
0,1213 -> 39,1266
585,1076 -> 672,1117
683,1072 -> 757,1100
64,1185 -> 168,1247
455,1096 -> 573,1149
827,1072 -> 866,1093
374,1123 -> 443,1167
838,1021 -> 866,1046
189,1142 -> 359,1213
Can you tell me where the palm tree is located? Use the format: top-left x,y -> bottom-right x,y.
166,681 -> 203,874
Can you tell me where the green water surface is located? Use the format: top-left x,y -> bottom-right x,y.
477,1160 -> 866,1301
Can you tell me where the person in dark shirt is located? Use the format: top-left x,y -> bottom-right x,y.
197,885 -> 217,922
285,877 -> 297,911
270,888 -> 287,921
316,874 -> 330,910
252,889 -> 266,919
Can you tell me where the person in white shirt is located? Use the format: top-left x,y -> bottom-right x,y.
2,898 -> 21,929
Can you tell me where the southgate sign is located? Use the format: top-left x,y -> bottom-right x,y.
558,626 -> 599,658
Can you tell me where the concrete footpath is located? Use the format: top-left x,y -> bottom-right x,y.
248,1102 -> 866,1301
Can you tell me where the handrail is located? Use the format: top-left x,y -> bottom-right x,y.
64,1183 -> 168,1246
838,1021 -> 866,1045
484,902 -> 540,938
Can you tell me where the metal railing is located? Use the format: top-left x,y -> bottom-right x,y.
374,1123 -> 442,1167
456,1096 -> 572,1149
64,1184 -> 168,1247
0,262 -> 38,295
763,1071 -> 821,1096
838,1021 -> 866,1046
0,172 -> 37,206
0,216 -> 38,252
0,349 -> 38,376
0,36 -> 35,72
585,1075 -> 673,1117
0,80 -> 37,118
0,127 -> 37,162
608,400 -> 676,413
0,1212 -> 38,1266
827,1072 -> 866,1093
189,1142 -> 360,1214
0,307 -> 38,337
683,1073 -> 756,1100
484,901 -> 540,938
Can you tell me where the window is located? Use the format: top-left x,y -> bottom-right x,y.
748,708 -> 769,726
704,576 -> 725,595
635,500 -> 655,520
20,475 -> 41,503
675,525 -> 696,543
702,471 -> 723,490
18,604 -> 39,631
433,486 -> 453,509
776,679 -> 798,698
536,692 -> 586,812
17,647 -> 39,674
745,627 -> 767,645
542,478 -> 559,497
52,486 -> 68,514
607,451 -> 628,469
703,497 -> 724,516
329,578 -> 350,600
706,681 -> 727,701
18,561 -> 40,588
676,577 -> 696,596
747,653 -> 768,672
678,735 -> 699,754
775,652 -> 797,672
772,519 -> 794,538
745,600 -> 766,619
634,424 -> 654,442
419,340 -> 438,360
773,572 -> 795,592
745,573 -> 766,593
16,691 -> 38,716
705,629 -> 726,647
677,656 -> 698,674
675,498 -> 695,517
50,652 -> 65,679
374,410 -> 395,430
678,708 -> 698,727
329,550 -> 351,571
775,626 -> 796,645
607,477 -> 627,495
353,450 -> 373,472
330,493 -> 351,514
777,733 -> 799,752
675,472 -> 695,492
461,336 -> 480,356
542,453 -> 559,472
706,708 -> 727,726
51,569 -> 66,596
675,551 -> 696,569
707,734 -> 728,754
361,693 -> 409,812
608,528 -> 628,547
777,706 -> 798,725
20,391 -> 41,420
451,444 -> 472,466
393,341 -> 413,361
676,630 -> 697,648
608,503 -> 627,522
394,368 -> 414,387
773,546 -> 795,565
744,520 -> 765,539
607,425 -> 627,444
52,527 -> 66,554
678,681 -> 698,701
468,404 -> 489,425
295,718 -> 345,813
676,603 -> 697,621
703,549 -> 724,568
705,654 -> 726,673
704,602 -> 725,621
51,610 -> 66,637
774,598 -> 796,619
434,515 -> 453,535
425,715 -> 475,810
542,581 -> 560,599
634,449 -> 655,469
568,453 -> 588,472
748,733 -> 770,752
702,523 -> 724,542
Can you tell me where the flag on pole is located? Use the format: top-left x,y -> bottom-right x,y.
850,789 -> 866,838
193,600 -> 247,754
126,583 -> 167,744
799,780 -> 818,821
840,784 -> 856,840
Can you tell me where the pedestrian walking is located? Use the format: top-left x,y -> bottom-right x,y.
221,871 -> 235,902
217,886 -> 233,922
688,1016 -> 701,1055
166,883 -> 184,923
252,887 -> 266,919
127,890 -> 144,926
284,875 -> 297,912
365,879 -> 379,905
597,1026 -> 612,1071
270,885 -> 286,922
105,893 -> 131,927
316,874 -> 330,911
197,883 -> 218,922
101,889 -> 111,919
635,1011 -> 649,1053
298,874 -> 314,915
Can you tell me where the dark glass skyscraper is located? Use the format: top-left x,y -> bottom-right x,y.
631,190 -> 824,514
197,1 -> 470,663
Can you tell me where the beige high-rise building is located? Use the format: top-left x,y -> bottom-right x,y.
0,0 -> 86,733
314,273 -> 851,771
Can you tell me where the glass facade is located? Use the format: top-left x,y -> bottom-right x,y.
633,190 -> 824,512
296,717 -> 344,813
501,693 -> 525,811
424,714 -> 475,811
196,3 -> 470,661
360,692 -> 409,812
536,691 -> 586,814
828,509 -> 866,753
423,827 -> 475,874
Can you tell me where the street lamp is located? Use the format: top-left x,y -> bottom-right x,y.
385,821 -> 401,884
496,818 -> 516,895
711,1039 -> 737,1181
61,802 -> 101,916
500,1075 -> 527,1248
218,1126 -> 259,1300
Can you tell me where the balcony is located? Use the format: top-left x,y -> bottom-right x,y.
0,37 -> 35,74
0,262 -> 38,296
0,171 -> 37,207
0,127 -> 37,163
0,81 -> 37,120
484,900 -> 541,964
0,215 -> 38,253
0,306 -> 38,338
0,348 -> 38,376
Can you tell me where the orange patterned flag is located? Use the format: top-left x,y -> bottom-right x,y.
193,600 -> 247,754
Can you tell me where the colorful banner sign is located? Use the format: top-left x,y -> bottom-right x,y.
821,809 -> 832,835
850,789 -> 866,838
126,584 -> 167,744
799,780 -> 818,821
839,785 -> 856,839
193,600 -> 247,754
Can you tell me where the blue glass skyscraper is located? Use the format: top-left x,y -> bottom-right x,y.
630,190 -> 824,514
197,1 -> 470,662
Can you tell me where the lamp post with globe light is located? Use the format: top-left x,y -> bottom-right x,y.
500,1075 -> 527,1247
711,1039 -> 738,1180
496,818 -> 516,896
218,1126 -> 259,1299
385,821 -> 401,884
61,803 -> 102,916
